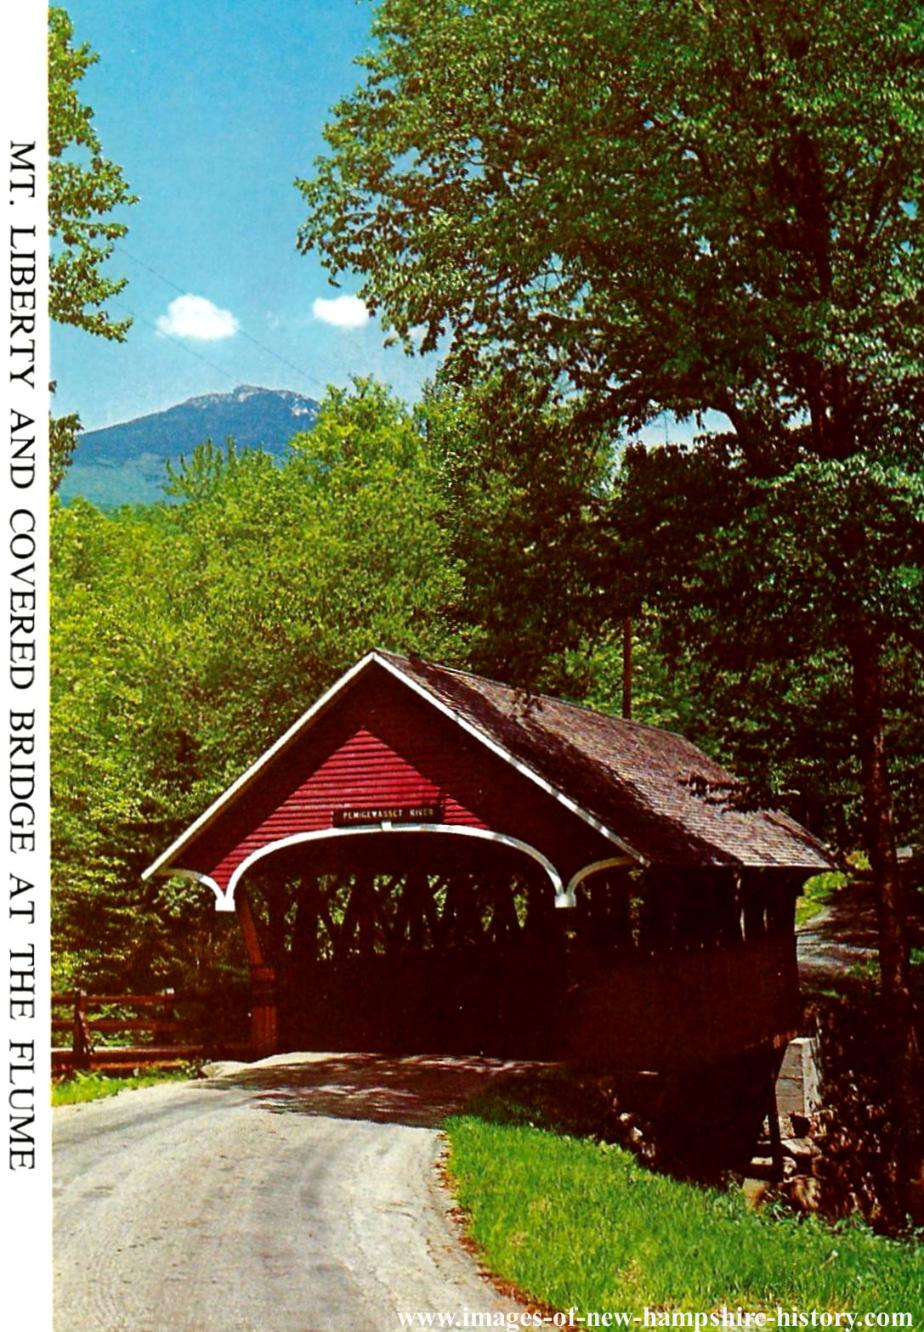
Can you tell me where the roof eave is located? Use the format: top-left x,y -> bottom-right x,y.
142,648 -> 648,882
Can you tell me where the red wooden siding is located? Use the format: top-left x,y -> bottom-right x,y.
209,724 -> 487,891
181,663 -> 615,892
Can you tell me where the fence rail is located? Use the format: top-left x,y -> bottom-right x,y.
51,988 -> 207,1074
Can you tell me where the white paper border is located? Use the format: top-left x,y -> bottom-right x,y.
1,1 -> 52,1326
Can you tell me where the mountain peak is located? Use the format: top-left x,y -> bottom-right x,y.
62,385 -> 321,508
182,383 -> 314,409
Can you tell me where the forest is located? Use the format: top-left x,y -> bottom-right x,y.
50,0 -> 924,1223
51,377 -> 924,996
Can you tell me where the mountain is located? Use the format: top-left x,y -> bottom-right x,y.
59,385 -> 320,508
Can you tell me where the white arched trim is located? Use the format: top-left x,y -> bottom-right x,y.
142,650 -> 647,882
223,823 -> 564,909
564,856 -> 636,904
158,868 -> 234,913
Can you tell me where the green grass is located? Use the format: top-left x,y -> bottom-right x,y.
444,1098 -> 922,1316
795,870 -> 847,926
52,1068 -> 191,1106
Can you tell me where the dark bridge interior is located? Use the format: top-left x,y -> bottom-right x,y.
238,831 -> 802,1068
243,833 -> 564,1056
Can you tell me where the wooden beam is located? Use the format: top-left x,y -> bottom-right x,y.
622,617 -> 633,720
235,885 -> 266,967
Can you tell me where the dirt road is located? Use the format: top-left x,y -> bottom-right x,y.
54,1052 -> 526,1332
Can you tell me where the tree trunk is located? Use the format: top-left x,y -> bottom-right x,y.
850,623 -> 924,1222
621,616 -> 633,719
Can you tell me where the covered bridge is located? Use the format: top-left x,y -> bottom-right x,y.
144,650 -> 832,1067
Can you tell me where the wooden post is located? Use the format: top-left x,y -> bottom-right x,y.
73,988 -> 90,1070
622,617 -> 633,720
162,987 -> 176,1048
234,886 -> 278,1056
249,965 -> 278,1057
236,885 -> 266,967
767,1075 -> 784,1181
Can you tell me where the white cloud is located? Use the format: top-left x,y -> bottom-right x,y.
312,294 -> 369,329
156,294 -> 239,341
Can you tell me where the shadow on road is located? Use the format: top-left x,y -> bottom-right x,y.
199,1052 -> 543,1128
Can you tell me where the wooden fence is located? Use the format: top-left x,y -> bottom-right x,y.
52,989 -> 209,1074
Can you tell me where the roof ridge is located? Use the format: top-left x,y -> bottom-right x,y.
374,647 -> 528,697
374,647 -> 695,746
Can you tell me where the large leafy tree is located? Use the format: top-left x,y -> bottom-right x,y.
421,374 -> 617,685
48,6 -> 136,488
299,0 -> 923,438
299,0 -> 924,1214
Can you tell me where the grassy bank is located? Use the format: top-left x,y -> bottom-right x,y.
52,1069 -> 191,1106
444,1102 -> 921,1315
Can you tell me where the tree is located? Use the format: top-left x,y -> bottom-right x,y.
299,1 -> 924,433
298,0 -> 924,1217
48,6 -> 136,488
421,374 -> 618,687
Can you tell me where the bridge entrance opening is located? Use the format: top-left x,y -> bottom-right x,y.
241,831 -> 561,1055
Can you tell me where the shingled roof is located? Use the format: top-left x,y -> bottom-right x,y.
145,649 -> 835,883
378,651 -> 832,872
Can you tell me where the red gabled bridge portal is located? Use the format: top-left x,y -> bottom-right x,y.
143,651 -> 829,1069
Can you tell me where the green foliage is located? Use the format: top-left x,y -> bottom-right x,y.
564,619 -> 704,737
51,382 -> 468,990
299,0 -> 924,852
49,6 -> 137,493
49,405 -> 81,496
160,381 -> 467,773
796,871 -> 848,926
300,0 -> 924,436
421,375 -> 618,687
48,6 -> 136,340
612,438 -> 924,843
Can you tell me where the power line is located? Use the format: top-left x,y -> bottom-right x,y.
111,299 -> 240,380
114,244 -> 328,393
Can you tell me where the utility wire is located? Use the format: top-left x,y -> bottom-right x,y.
111,299 -> 241,380
114,244 -> 328,394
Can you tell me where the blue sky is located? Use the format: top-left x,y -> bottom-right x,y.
53,0 -> 440,430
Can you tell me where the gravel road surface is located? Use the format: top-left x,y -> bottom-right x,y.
54,1052 -> 527,1332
